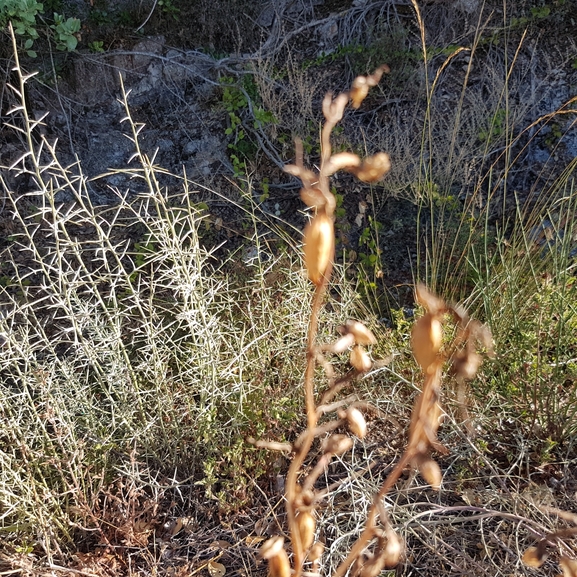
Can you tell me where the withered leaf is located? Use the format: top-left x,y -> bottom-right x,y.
208,561 -> 226,577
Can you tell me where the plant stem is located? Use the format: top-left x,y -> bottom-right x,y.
286,259 -> 333,576
331,450 -> 413,577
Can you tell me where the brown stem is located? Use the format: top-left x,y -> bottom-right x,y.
286,258 -> 334,576
293,419 -> 345,449
331,450 -> 414,577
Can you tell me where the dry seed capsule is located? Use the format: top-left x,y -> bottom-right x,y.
344,319 -> 377,345
296,511 -> 316,550
522,547 -> 546,568
411,313 -> 443,371
322,434 -> 353,455
300,188 -> 327,209
350,345 -> 372,372
383,530 -> 404,568
359,553 -> 387,577
331,332 -> 356,354
308,541 -> 324,563
354,153 -> 391,183
452,350 -> 482,380
418,458 -> 442,490
559,556 -> 577,575
346,407 -> 367,439
303,213 -> 334,286
350,76 -> 369,109
260,536 -> 291,577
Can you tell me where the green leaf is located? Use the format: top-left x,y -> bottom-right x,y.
66,35 -> 77,51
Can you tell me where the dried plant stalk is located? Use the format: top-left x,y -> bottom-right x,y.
257,68 -> 492,577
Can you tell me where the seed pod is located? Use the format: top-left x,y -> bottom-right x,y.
308,541 -> 324,562
296,511 -> 316,550
346,407 -> 367,438
303,213 -> 334,286
383,530 -> 404,568
522,546 -> 546,568
261,536 -> 291,577
350,345 -> 372,372
322,434 -> 353,455
350,65 -> 390,109
559,556 -> 577,576
350,153 -> 391,183
322,92 -> 349,124
350,76 -> 369,109
452,350 -> 482,380
411,313 -> 443,371
344,319 -> 377,345
418,458 -> 442,490
359,552 -> 387,577
331,332 -> 356,354
260,536 -> 285,559
300,188 -> 326,209
269,551 -> 291,577
415,283 -> 445,315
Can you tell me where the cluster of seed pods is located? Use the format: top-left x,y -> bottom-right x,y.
409,284 -> 494,489
283,65 -> 391,288
259,318 -> 388,577
257,66 -> 495,577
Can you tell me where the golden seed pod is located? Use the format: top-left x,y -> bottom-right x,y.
359,553 -> 386,577
415,283 -> 445,315
522,546 -> 546,568
260,537 -> 291,577
418,458 -> 442,490
331,332 -> 356,354
346,407 -> 367,439
560,556 -> 577,576
383,530 -> 404,568
260,536 -> 285,559
308,541 -> 324,562
350,65 -> 390,109
352,153 -> 391,183
411,313 -> 443,371
269,552 -> 291,577
322,434 -> 353,455
350,76 -> 369,109
296,511 -> 316,550
344,319 -> 377,345
300,187 -> 327,209
452,350 -> 482,380
350,345 -> 372,372
303,213 -> 334,286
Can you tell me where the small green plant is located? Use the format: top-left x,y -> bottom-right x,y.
158,0 -> 180,20
220,74 -> 277,180
49,12 -> 80,51
87,39 -> 104,52
545,122 -> 563,149
0,0 -> 43,56
358,216 -> 383,270
259,177 -> 270,203
478,108 -> 507,144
